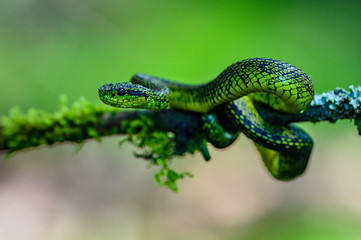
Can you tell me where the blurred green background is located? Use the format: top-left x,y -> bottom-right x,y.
0,0 -> 361,239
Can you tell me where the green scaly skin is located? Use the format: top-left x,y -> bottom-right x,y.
98,58 -> 314,180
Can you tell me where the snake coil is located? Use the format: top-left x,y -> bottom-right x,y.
99,58 -> 314,180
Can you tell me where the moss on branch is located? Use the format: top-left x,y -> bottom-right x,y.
1,86 -> 361,191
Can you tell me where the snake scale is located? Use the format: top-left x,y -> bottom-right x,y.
98,58 -> 314,180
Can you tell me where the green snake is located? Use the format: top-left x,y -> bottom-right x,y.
98,58 -> 314,180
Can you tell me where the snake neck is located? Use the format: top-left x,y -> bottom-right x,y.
169,58 -> 314,114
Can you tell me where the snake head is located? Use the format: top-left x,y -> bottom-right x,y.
98,82 -> 170,110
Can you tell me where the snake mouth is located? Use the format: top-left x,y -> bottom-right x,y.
98,90 -> 112,106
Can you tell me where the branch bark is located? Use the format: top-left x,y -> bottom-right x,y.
1,86 -> 360,156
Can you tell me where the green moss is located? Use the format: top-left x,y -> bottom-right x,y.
120,115 -> 193,191
0,95 -> 112,156
0,96 -> 193,191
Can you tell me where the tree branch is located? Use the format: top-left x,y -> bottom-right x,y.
1,86 -> 361,154
258,85 -> 361,130
1,86 -> 360,191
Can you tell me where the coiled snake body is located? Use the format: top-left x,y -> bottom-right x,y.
99,58 -> 314,180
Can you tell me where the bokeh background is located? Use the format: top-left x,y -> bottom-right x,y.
1,0 -> 361,239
